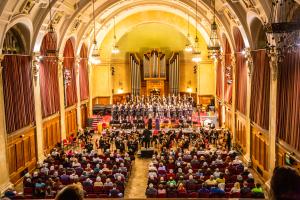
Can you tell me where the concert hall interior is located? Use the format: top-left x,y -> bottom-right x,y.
0,0 -> 300,199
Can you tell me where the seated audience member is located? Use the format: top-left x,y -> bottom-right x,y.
109,184 -> 122,198
157,184 -> 166,195
177,182 -> 187,193
230,182 -> 241,194
216,173 -> 225,184
270,166 -> 300,200
247,173 -> 255,183
240,181 -> 251,197
35,178 -> 46,196
198,183 -> 210,194
251,183 -> 264,197
3,188 -> 17,199
210,183 -> 225,196
167,176 -> 176,187
94,176 -> 103,187
55,184 -> 84,200
146,183 -> 158,197
205,175 -> 217,186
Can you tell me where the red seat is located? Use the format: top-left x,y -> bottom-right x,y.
177,192 -> 188,198
23,187 -> 33,194
198,193 -> 210,198
230,192 -> 241,198
86,194 -> 97,198
94,186 -> 104,194
189,192 -> 199,198
157,193 -> 167,198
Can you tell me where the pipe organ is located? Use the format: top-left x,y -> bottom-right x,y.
143,49 -> 166,78
130,53 -> 141,96
169,52 -> 180,95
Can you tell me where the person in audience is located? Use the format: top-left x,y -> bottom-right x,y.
210,183 -> 225,196
94,176 -> 103,187
146,183 -> 158,197
251,183 -> 264,197
198,183 -> 210,194
240,181 -> 251,197
177,182 -> 187,193
55,184 -> 84,200
205,175 -> 217,186
109,184 -> 122,197
157,184 -> 166,195
270,166 -> 300,200
167,176 -> 176,187
230,182 -> 241,194
216,173 -> 225,184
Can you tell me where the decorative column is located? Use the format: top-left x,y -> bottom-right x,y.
231,53 -> 237,145
196,63 -> 200,105
75,57 -> 82,130
32,54 -> 44,163
221,53 -> 226,126
57,56 -> 66,140
88,62 -> 93,117
244,48 -> 253,166
268,52 -> 278,176
0,54 -> 13,194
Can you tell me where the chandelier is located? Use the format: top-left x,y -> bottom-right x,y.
207,0 -> 220,59
264,0 -> 300,62
184,13 -> 193,52
192,0 -> 202,63
90,0 -> 101,65
46,0 -> 57,55
112,17 -> 120,54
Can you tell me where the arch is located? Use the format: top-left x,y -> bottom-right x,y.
40,32 -> 58,56
80,43 -> 88,59
222,34 -> 232,54
2,16 -> 33,54
249,17 -> 267,50
233,27 -> 245,52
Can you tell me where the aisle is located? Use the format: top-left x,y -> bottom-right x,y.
124,157 -> 151,198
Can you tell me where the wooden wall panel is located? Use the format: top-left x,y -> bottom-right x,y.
198,95 -> 214,106
113,93 -> 130,104
43,115 -> 61,153
251,125 -> 269,180
235,113 -> 246,153
7,127 -> 36,184
81,104 -> 88,129
92,97 -> 110,106
65,108 -> 77,138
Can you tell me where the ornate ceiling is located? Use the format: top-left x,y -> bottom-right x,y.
0,0 -> 279,56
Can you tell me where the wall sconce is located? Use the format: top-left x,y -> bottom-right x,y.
117,88 -> 123,94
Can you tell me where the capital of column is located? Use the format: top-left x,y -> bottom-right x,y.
57,55 -> 64,75
244,48 -> 254,77
32,53 -> 41,86
269,51 -> 279,81
75,56 -> 80,74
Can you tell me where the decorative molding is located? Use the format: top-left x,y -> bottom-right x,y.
32,53 -> 40,86
20,0 -> 36,14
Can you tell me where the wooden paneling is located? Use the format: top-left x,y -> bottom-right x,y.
65,108 -> 77,138
43,115 -> 61,153
113,93 -> 130,104
235,113 -> 246,153
251,125 -> 269,180
7,127 -> 36,184
277,141 -> 300,172
92,97 -> 110,106
81,104 -> 88,129
198,95 -> 214,106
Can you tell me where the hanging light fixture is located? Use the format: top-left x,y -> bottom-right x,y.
192,0 -> 202,63
91,0 -> 101,65
185,13 -> 193,52
111,17 -> 120,54
264,0 -> 300,62
46,0 -> 57,55
207,0 -> 220,59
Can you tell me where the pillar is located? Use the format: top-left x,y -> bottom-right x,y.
221,53 -> 226,127
0,55 -> 13,194
75,57 -> 82,130
58,57 -> 66,140
231,53 -> 237,145
32,54 -> 44,163
196,63 -> 200,105
88,62 -> 93,117
268,52 -> 278,176
244,48 -> 253,166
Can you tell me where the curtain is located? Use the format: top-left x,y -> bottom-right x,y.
63,39 -> 77,107
236,53 -> 247,115
233,28 -> 245,52
250,50 -> 270,130
39,33 -> 60,118
2,55 -> 35,133
79,44 -> 89,101
277,48 -> 300,151
216,59 -> 222,99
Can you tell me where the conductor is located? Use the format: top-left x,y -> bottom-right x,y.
143,128 -> 152,149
